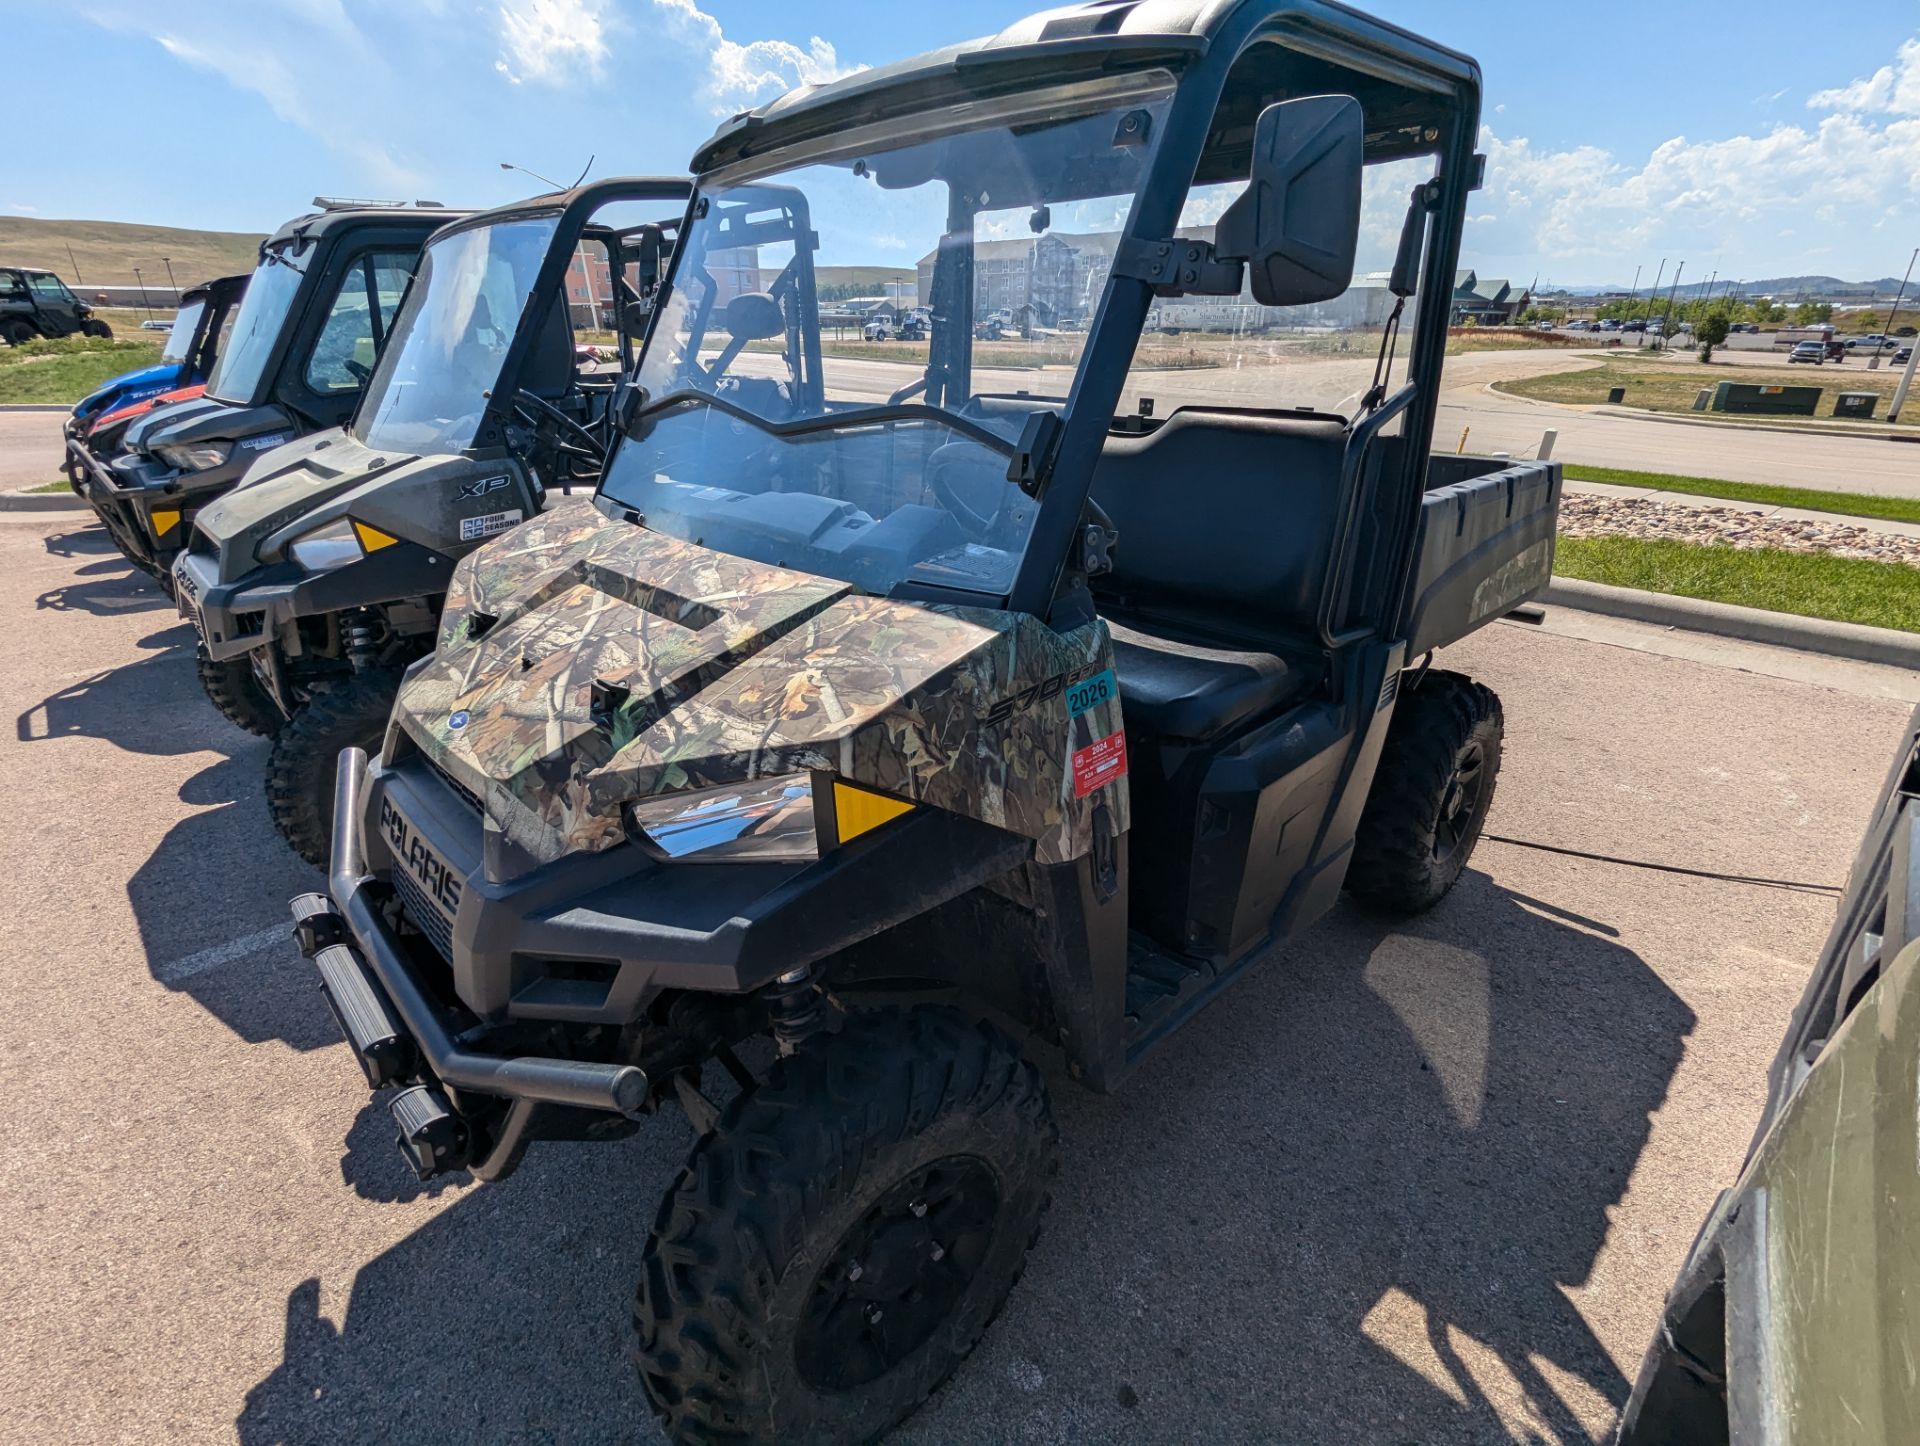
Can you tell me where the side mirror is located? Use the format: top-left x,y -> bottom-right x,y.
1214,95 -> 1363,308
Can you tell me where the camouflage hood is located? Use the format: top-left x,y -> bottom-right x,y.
396,502 -> 1130,880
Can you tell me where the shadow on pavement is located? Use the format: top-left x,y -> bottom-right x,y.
39,525 -> 119,560
14,630 -> 324,1050
35,569 -> 174,617
235,872 -> 1691,1443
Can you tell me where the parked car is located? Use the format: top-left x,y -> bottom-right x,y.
1622,319 -> 1646,333
1788,340 -> 1826,364
1895,346 -> 1913,364
1600,319 -> 1622,331
1893,324 -> 1917,337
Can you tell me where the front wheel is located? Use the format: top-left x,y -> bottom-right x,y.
83,319 -> 113,339
196,649 -> 284,737
1345,669 -> 1503,915
635,1006 -> 1057,1443
265,669 -> 402,866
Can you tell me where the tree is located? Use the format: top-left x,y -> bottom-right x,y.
1790,301 -> 1833,326
1696,312 -> 1729,361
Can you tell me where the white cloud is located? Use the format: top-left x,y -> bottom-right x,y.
1807,37 -> 1920,115
650,0 -> 861,112
1468,38 -> 1920,277
495,0 -> 611,86
9,203 -> 38,214
87,3 -> 427,192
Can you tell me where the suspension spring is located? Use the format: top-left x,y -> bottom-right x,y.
765,962 -> 826,1056
343,612 -> 381,672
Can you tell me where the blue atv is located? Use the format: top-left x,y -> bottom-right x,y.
64,272 -> 249,486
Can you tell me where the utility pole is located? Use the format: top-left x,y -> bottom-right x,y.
133,266 -> 151,320
1890,321 -> 1920,422
1659,261 -> 1685,348
1621,263 -> 1642,332
64,244 -> 83,285
1870,246 -> 1916,372
160,256 -> 178,306
1642,258 -> 1665,345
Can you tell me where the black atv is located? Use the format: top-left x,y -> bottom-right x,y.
79,201 -> 464,588
0,266 -> 110,343
287,5 -> 1560,1438
173,178 -> 687,864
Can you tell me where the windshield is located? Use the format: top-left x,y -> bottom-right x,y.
159,299 -> 207,365
355,216 -> 560,453
604,73 -> 1174,599
205,250 -> 305,405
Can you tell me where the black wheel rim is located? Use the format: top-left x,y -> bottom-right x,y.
1433,741 -> 1485,863
794,1155 -> 1000,1392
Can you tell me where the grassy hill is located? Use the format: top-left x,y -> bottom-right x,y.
0,216 -> 266,288
817,265 -> 918,302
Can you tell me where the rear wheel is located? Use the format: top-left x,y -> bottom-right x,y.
635,1006 -> 1057,1443
196,650 -> 284,737
1346,669 -> 1503,915
1,319 -> 35,347
265,669 -> 401,867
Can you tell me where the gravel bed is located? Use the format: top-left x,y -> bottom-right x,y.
1559,493 -> 1920,567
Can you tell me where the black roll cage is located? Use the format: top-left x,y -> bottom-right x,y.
646,0 -> 1479,632
402,176 -> 693,455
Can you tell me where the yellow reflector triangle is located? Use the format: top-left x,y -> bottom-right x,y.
352,520 -> 399,552
833,781 -> 914,844
150,508 -> 181,537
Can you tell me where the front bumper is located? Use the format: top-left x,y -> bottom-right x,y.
292,745 -> 1028,1174
293,748 -> 653,1179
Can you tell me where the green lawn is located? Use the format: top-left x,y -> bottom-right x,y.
1562,465 -> 1920,526
0,335 -> 164,405
1499,357 -> 1916,427
1554,536 -> 1920,633
26,480 -> 73,494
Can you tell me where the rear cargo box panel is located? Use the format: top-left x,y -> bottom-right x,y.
1400,457 -> 1562,655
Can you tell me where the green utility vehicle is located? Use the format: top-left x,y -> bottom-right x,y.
283,4 -> 1560,1437
175,179 -> 686,863
1618,704 -> 1920,1445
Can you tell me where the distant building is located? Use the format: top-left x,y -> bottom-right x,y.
1450,270 -> 1529,324
915,228 -> 1394,333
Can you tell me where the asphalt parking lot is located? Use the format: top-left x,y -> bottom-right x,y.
2,506 -> 1915,1443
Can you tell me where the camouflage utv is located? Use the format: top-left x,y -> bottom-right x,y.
286,5 -> 1561,1438
173,179 -> 687,864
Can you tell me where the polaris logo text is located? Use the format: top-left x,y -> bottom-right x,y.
380,797 -> 464,916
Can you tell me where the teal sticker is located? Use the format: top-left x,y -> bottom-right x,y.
1066,668 -> 1116,718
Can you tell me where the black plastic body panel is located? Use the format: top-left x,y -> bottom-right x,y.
1400,456 -> 1561,655
358,755 -> 1034,1022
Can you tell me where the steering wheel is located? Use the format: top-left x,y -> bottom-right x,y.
926,442 -> 1007,542
513,390 -> 603,455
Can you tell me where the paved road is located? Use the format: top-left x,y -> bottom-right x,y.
8,338 -> 1918,501
0,409 -> 67,488
2,508 -> 1912,1442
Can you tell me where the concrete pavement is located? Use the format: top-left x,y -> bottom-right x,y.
0,408 -> 67,489
1,508 -> 1911,1442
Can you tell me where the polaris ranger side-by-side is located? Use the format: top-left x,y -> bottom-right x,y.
78,201 -> 464,587
63,271 -> 249,494
175,179 -> 688,862
281,4 -> 1560,1436
0,266 -> 111,343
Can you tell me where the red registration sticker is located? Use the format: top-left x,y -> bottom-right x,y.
1072,730 -> 1128,797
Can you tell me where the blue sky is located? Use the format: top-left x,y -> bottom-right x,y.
4,0 -> 1919,286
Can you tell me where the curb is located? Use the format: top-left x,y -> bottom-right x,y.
0,404 -> 73,413
0,489 -> 89,513
1542,577 -> 1920,671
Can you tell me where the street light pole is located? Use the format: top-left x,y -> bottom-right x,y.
1870,246 -> 1916,372
1659,262 -> 1685,348
133,266 -> 151,320
1642,258 -> 1665,345
160,256 -> 178,306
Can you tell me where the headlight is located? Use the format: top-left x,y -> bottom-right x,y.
287,517 -> 363,572
153,441 -> 232,472
625,773 -> 819,862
